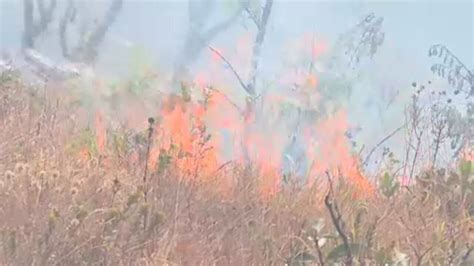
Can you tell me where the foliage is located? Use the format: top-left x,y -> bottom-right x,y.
1,47 -> 473,265
126,46 -> 157,95
380,172 -> 399,198
429,44 -> 474,97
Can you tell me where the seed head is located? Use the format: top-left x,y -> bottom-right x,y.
14,163 -> 25,173
112,177 -> 121,194
4,170 -> 15,180
51,170 -> 60,179
38,170 -> 46,180
148,117 -> 155,125
69,218 -> 80,227
71,187 -> 79,196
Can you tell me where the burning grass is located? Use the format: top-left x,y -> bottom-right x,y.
0,72 -> 473,265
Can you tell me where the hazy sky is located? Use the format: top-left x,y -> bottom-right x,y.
1,0 -> 472,69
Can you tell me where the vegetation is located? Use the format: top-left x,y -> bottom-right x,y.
0,68 -> 472,265
1,1 -> 473,265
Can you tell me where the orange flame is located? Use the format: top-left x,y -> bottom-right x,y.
78,147 -> 91,161
148,140 -> 161,171
307,111 -> 375,197
72,32 -> 376,200
146,97 -> 221,181
94,110 -> 107,155
461,143 -> 473,162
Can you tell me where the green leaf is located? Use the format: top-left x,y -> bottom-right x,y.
327,243 -> 363,261
380,172 -> 399,198
459,159 -> 472,179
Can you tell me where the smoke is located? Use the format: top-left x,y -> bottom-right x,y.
1,0 -> 472,190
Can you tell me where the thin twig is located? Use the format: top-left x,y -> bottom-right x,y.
242,3 -> 261,28
324,171 -> 353,265
409,130 -> 424,183
77,0 -> 123,63
143,117 -> 155,202
209,46 -> 250,95
207,87 -> 245,115
142,117 -> 155,230
247,0 -> 273,96
312,233 -> 326,266
462,247 -> 473,264
213,160 -> 233,175
363,124 -> 405,165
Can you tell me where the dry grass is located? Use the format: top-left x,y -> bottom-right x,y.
0,72 -> 473,265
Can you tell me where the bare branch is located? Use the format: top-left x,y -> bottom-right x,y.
462,247 -> 474,264
363,124 -> 405,165
241,1 -> 261,28
35,0 -> 56,35
172,0 -> 243,85
207,87 -> 245,115
22,0 -> 57,49
247,0 -> 273,97
209,46 -> 250,95
23,0 -> 35,48
70,0 -> 123,64
59,0 -> 75,59
202,6 -> 243,44
324,171 -> 353,265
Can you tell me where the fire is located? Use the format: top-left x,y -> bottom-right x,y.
306,73 -> 318,88
78,147 -> 91,161
141,96 -> 221,181
286,32 -> 328,64
148,142 -> 161,171
161,102 -> 193,154
75,32 -> 374,200
94,110 -> 107,155
310,38 -> 328,58
461,143 -> 473,162
306,110 -> 375,197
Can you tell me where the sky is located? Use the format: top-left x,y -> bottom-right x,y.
1,0 -> 472,69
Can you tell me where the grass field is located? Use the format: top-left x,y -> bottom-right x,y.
0,70 -> 473,265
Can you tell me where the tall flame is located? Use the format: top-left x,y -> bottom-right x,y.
73,33 -> 375,200
306,111 -> 375,197
94,110 -> 107,155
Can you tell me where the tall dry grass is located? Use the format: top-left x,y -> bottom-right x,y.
0,71 -> 473,265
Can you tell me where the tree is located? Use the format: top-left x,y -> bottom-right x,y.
172,0 -> 244,85
428,44 -> 474,98
427,44 -> 473,160
209,0 -> 274,117
330,12 -> 385,72
204,0 -> 274,165
244,0 -> 273,99
22,0 -> 57,50
59,0 -> 123,64
21,0 -> 123,80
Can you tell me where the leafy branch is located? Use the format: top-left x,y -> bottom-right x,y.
429,44 -> 474,97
